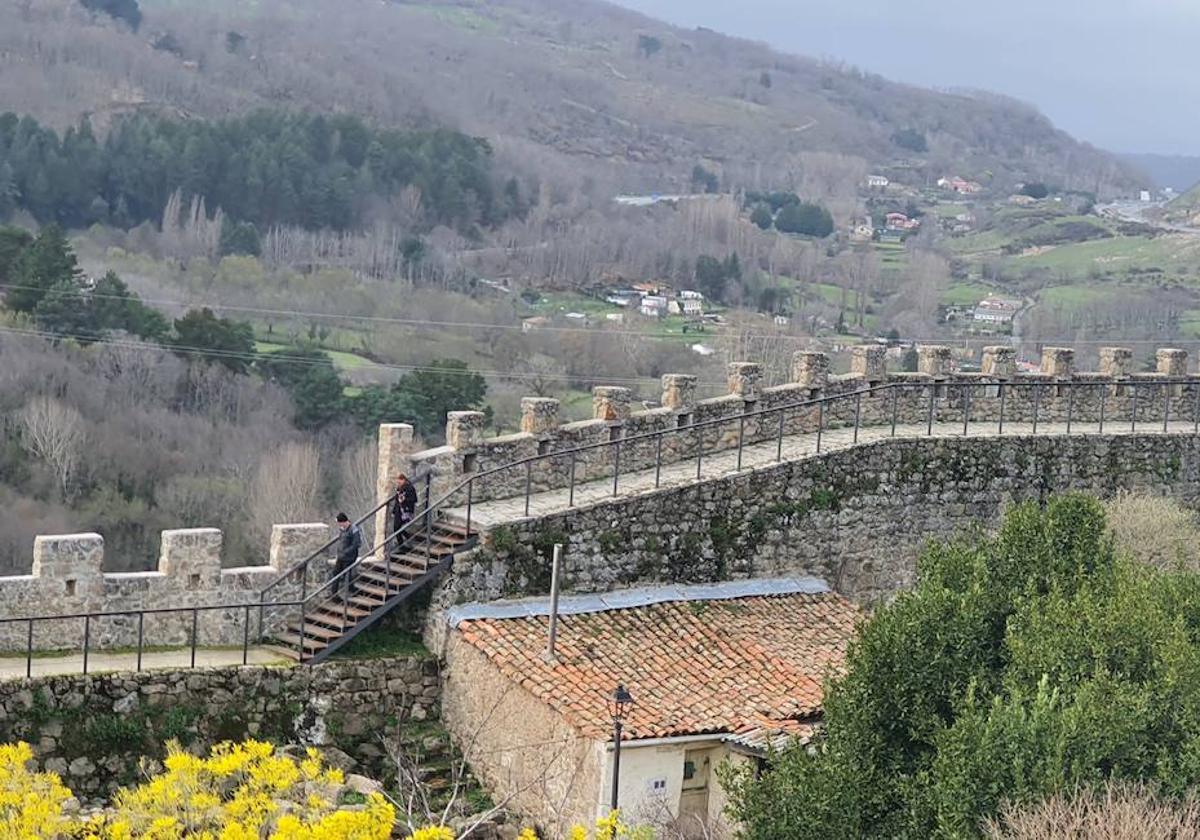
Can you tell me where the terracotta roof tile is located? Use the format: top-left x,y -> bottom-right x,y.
456,592 -> 860,741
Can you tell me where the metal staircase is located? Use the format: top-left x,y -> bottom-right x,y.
260,499 -> 475,663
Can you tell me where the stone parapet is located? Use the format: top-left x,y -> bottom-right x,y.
446,412 -> 487,450
981,346 -> 1016,378
1099,347 -> 1134,378
917,345 -> 952,377
1159,349 -> 1189,377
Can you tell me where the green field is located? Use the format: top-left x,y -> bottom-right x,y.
1002,234 -> 1200,278
254,341 -> 375,372
941,282 -> 995,306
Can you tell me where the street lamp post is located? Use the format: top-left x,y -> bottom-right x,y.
608,684 -> 634,813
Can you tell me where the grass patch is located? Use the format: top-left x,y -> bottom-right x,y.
330,623 -> 428,660
942,282 -> 996,307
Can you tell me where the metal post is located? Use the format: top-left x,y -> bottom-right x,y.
961,384 -> 970,437
25,619 -> 33,679
890,387 -> 898,437
776,411 -> 785,461
613,439 -> 622,496
1194,383 -> 1199,434
1100,386 -> 1107,434
257,596 -> 265,646
465,478 -> 473,536
1131,384 -> 1139,432
853,391 -> 862,444
611,718 -> 623,812
926,387 -> 935,436
82,615 -> 90,675
998,385 -> 1006,435
568,452 -> 577,508
524,461 -> 533,517
297,603 -> 306,662
1066,386 -> 1074,435
816,401 -> 824,453
736,415 -> 746,471
696,428 -> 703,480
137,612 -> 145,672
1164,384 -> 1171,433
546,545 -> 563,660
190,608 -> 198,669
655,435 -> 664,487
1032,385 -> 1041,435
242,605 -> 250,666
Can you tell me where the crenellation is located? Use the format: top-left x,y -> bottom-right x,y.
850,346 -> 887,383
981,346 -> 1016,378
1158,348 -> 1189,377
727,362 -> 763,401
520,398 -> 561,436
592,386 -> 632,423
375,423 -> 415,559
158,528 -> 223,590
1040,347 -> 1075,378
917,345 -> 952,377
661,374 -> 698,412
791,352 -> 829,391
1099,347 -> 1134,378
446,411 -> 487,450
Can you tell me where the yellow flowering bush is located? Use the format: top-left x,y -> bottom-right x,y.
403,828 -> 455,840
0,741 -> 74,840
0,740 -> 393,839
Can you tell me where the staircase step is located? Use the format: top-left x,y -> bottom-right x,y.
306,609 -> 360,629
274,632 -> 327,652
289,622 -> 346,641
435,521 -> 473,537
348,594 -> 386,611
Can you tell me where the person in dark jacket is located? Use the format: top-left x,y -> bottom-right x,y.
333,512 -> 362,593
390,473 -> 419,553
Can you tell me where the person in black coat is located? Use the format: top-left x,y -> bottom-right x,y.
333,512 -> 362,593
390,473 -> 419,553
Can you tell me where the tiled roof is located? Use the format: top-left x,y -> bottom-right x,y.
456,591 -> 860,742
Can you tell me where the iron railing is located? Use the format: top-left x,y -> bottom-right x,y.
0,601 -> 303,679
9,376 -> 1200,673
257,376 -> 1200,615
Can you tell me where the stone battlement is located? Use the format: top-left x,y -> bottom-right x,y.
0,524 -> 331,652
385,345 -> 1200,506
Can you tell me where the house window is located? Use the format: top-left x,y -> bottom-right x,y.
683,760 -> 697,781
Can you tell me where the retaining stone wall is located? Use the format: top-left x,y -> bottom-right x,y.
433,433 -> 1200,610
0,655 -> 438,800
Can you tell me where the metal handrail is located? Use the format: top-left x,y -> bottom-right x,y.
261,496 -> 391,598
0,600 -> 305,679
257,376 -> 1200,611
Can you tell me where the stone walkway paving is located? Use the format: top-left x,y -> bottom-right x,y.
446,420 -> 1199,528
0,646 -> 288,681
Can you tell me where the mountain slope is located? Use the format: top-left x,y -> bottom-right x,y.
0,0 -> 1140,199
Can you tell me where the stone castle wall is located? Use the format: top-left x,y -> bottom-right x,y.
0,524 -> 332,652
389,345 -> 1200,509
433,433 -> 1200,611
0,654 -> 438,800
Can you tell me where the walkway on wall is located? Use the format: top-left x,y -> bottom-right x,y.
443,420 -> 1200,529
0,646 -> 288,681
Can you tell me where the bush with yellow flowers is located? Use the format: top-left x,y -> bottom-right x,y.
404,811 -> 653,840
0,740 -> 394,839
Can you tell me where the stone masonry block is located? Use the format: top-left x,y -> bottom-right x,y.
1158,348 -> 1189,377
446,412 -> 487,450
158,528 -> 223,590
792,352 -> 829,389
850,345 -> 887,382
376,423 -> 415,559
661,374 -> 698,412
917,345 -> 953,377
1041,347 -> 1075,378
727,362 -> 763,401
1099,347 -> 1134,378
270,524 -> 332,572
981,346 -> 1017,378
32,534 -> 104,593
520,398 -> 561,436
593,387 -> 632,423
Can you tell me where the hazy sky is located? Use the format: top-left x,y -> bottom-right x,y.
615,0 -> 1198,156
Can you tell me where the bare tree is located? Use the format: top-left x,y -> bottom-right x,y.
250,442 -> 322,543
19,396 -> 86,501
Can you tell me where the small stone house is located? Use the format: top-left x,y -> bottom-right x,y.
441,579 -> 859,835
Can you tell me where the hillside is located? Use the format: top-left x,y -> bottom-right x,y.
0,0 -> 1140,200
